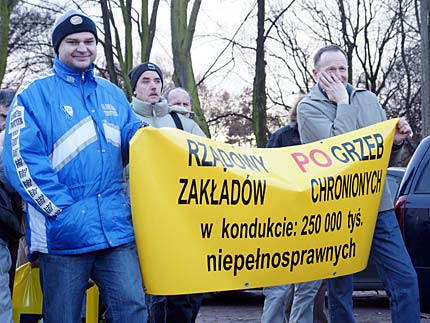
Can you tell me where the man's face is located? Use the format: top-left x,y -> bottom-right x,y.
0,105 -> 8,131
58,32 -> 97,71
167,89 -> 191,111
135,70 -> 162,104
313,50 -> 348,86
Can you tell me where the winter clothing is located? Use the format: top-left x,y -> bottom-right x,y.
0,148 -> 14,323
131,96 -> 205,136
3,57 -> 142,257
267,121 -> 301,148
297,84 -> 402,212
298,83 -> 420,323
0,238 -> 12,323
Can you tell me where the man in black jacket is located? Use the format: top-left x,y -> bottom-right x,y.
0,88 -> 20,323
267,105 -> 301,148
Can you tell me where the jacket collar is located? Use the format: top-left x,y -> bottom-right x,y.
53,57 -> 95,86
132,96 -> 169,117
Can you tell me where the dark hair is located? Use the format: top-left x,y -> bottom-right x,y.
0,88 -> 16,108
313,45 -> 347,68
164,87 -> 192,105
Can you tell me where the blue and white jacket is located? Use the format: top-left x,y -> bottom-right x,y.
3,58 -> 143,256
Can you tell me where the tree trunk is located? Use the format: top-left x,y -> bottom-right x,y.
0,0 -> 19,86
100,0 -> 117,85
170,0 -> 210,137
123,0 -> 133,73
140,0 -> 159,62
252,0 -> 267,148
99,0 -> 159,97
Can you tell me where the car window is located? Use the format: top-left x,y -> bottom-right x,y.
415,159 -> 430,193
387,173 -> 403,204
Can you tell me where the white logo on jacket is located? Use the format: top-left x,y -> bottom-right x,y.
101,104 -> 118,117
61,105 -> 74,120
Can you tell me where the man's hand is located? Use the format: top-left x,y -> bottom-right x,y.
394,117 -> 412,145
318,72 -> 349,105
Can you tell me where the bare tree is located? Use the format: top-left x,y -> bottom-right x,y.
139,0 -> 159,62
0,0 -> 20,86
99,0 -> 133,90
171,0 -> 210,136
99,0 -> 118,84
98,0 -> 160,95
264,0 -> 421,146
265,20 -> 314,100
251,0 -> 296,147
252,0 -> 267,147
202,84 -> 254,145
3,4 -> 59,87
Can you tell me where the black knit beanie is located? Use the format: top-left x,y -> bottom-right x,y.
52,10 -> 98,55
128,62 -> 164,93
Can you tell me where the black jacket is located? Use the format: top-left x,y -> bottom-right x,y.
267,123 -> 301,148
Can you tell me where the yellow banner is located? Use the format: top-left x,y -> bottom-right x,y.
130,119 -> 397,295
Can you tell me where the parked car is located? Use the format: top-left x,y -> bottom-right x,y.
353,166 -> 406,291
394,136 -> 430,313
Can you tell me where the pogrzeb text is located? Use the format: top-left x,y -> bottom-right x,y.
292,133 -> 384,173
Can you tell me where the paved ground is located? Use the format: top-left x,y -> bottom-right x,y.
196,290 -> 430,323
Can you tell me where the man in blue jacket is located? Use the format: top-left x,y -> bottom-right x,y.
3,10 -> 147,323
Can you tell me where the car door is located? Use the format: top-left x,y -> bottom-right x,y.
395,136 -> 430,313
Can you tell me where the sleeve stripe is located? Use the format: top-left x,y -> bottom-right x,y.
9,105 -> 62,217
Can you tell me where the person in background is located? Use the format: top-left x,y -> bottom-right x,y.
0,87 -> 20,323
165,87 -> 195,119
261,103 -> 328,323
297,44 -> 419,323
128,63 -> 205,323
0,89 -> 14,132
165,86 -> 204,322
128,63 -> 204,136
2,10 -> 147,323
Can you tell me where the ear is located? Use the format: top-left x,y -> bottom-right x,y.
312,68 -> 318,78
312,68 -> 319,82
